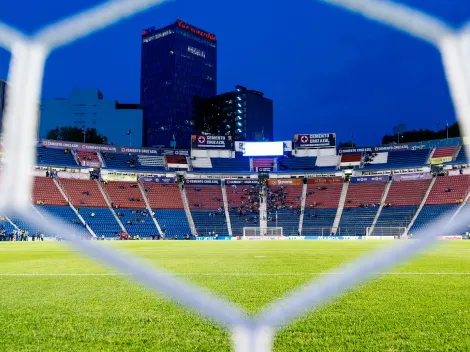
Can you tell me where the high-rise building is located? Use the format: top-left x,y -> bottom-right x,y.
141,19 -> 217,148
0,79 -> 6,130
39,89 -> 143,146
193,85 -> 273,142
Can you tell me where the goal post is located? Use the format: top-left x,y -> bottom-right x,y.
366,227 -> 406,237
243,227 -> 283,237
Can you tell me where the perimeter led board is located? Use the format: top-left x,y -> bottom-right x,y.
242,142 -> 284,156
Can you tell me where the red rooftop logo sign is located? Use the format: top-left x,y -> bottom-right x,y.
177,20 -> 216,42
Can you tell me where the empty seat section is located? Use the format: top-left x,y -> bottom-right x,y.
153,209 -> 191,239
339,208 -> 378,235
431,146 -> 458,159
210,158 -> 250,172
103,181 -> 145,209
278,157 -> 317,171
340,154 -> 362,166
253,158 -> 274,171
454,147 -> 468,163
374,206 -> 417,231
33,177 -> 67,206
344,183 -> 386,208
77,151 -> 101,166
137,155 -> 166,170
166,156 -> 187,169
36,147 -> 77,167
80,207 -> 122,237
115,209 -> 156,237
302,208 -> 337,235
59,179 -> 107,207
305,183 -> 343,208
191,157 -> 212,169
102,153 -> 136,169
143,183 -> 184,209
39,205 -> 90,237
385,180 -> 431,206
267,209 -> 299,234
410,204 -> 459,234
385,149 -> 430,168
185,185 -> 226,235
426,175 -> 470,205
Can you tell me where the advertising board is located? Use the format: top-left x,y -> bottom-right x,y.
307,177 -> 343,184
191,135 -> 232,149
350,175 -> 388,184
184,179 -> 221,185
391,173 -> 432,182
294,133 -> 336,148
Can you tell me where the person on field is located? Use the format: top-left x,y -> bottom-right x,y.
40,233 -> 44,241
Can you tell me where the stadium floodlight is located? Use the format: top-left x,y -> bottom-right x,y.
0,0 -> 469,351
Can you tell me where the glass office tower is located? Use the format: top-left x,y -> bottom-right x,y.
141,20 -> 217,147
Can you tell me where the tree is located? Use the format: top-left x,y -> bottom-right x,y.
339,141 -> 356,148
381,123 -> 460,144
46,126 -> 108,144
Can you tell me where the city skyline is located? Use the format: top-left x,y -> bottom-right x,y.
0,0 -> 470,146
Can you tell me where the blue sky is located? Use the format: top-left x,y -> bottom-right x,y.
1,0 -> 470,145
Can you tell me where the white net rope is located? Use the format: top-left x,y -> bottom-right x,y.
0,0 -> 469,351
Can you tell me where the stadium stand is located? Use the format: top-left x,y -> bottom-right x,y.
431,146 -> 459,159
344,183 -> 386,208
410,204 -> 460,234
138,155 -> 166,169
375,206 -> 417,229
76,151 -> 101,166
209,157 -> 251,172
253,158 -> 274,171
166,155 -> 188,168
102,153 -> 165,170
39,206 -> 90,236
385,179 -> 431,206
305,183 -> 343,208
452,147 -> 468,163
278,156 -> 317,171
383,149 -> 430,168
266,184 -> 303,233
141,183 -> 191,239
154,210 -> 191,239
185,185 -> 227,235
59,179 -> 107,207
36,147 -> 77,167
103,181 -> 146,209
226,183 -> 260,235
340,154 -> 362,167
191,157 -> 212,169
338,183 -> 386,233
79,207 -> 122,238
33,177 -> 68,206
426,175 -> 470,205
315,155 -> 340,169
302,208 -> 338,235
115,209 -> 156,238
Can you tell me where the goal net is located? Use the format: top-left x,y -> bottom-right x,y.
366,227 -> 406,237
243,227 -> 283,237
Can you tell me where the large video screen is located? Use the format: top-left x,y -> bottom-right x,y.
242,142 -> 284,156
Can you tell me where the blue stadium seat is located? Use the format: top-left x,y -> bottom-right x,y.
302,208 -> 337,235
267,209 -> 299,234
103,153 -> 165,171
36,147 -> 78,167
153,209 -> 191,239
410,204 -> 459,235
39,205 -> 90,237
229,210 -> 259,236
339,207 -> 379,235
115,209 -> 157,238
191,210 -> 228,236
375,206 -> 417,229
278,157 -> 317,171
198,157 -> 251,173
79,207 -> 122,238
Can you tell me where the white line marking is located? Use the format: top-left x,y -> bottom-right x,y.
1,272 -> 469,277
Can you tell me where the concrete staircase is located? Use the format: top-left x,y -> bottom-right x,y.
138,181 -> 163,236
298,182 -> 308,235
331,181 -> 349,235
221,182 -> 233,236
180,183 -> 197,236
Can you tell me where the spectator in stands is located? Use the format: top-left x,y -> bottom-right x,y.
91,212 -> 95,218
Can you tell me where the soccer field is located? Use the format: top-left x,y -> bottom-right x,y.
1,241 -> 470,351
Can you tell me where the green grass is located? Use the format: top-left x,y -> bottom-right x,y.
1,241 -> 470,351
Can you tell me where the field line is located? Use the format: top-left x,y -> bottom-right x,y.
1,272 -> 470,277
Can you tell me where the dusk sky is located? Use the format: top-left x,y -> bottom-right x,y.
1,0 -> 470,146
